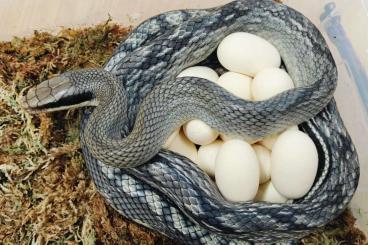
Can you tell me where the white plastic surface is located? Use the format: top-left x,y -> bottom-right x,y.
1,0 -> 367,235
284,0 -> 368,234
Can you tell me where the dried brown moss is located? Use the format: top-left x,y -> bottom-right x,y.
303,209 -> 367,245
0,20 -> 173,244
0,20 -> 366,245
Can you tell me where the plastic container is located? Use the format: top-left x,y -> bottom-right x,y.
285,0 -> 368,235
1,0 -> 367,235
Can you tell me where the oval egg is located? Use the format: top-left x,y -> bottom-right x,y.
271,130 -> 318,199
215,140 -> 259,202
217,32 -> 281,77
177,66 -> 219,83
183,119 -> 218,145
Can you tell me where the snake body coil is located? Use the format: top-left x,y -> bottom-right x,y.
22,0 -> 359,243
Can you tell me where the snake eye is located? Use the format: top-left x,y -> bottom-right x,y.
21,75 -> 97,113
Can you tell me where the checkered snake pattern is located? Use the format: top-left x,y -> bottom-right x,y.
22,0 -> 359,243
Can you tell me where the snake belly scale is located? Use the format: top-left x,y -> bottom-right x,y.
22,0 -> 359,243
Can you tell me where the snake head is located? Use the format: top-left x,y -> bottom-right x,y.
20,68 -> 116,113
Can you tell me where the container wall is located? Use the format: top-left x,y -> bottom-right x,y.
284,0 -> 368,235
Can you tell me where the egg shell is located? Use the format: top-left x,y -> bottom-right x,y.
215,140 -> 259,202
216,72 -> 252,100
167,130 -> 198,163
177,66 -> 219,83
255,181 -> 288,203
271,130 -> 318,199
252,67 -> 295,101
162,128 -> 180,149
183,119 -> 219,145
197,139 -> 224,176
252,144 -> 271,184
217,32 -> 281,77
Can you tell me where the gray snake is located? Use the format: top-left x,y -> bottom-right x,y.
22,0 -> 359,243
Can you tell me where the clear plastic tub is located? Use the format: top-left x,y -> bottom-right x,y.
1,0 -> 367,236
285,0 -> 368,235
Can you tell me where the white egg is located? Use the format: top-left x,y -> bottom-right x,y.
252,67 -> 295,101
259,133 -> 279,150
197,140 -> 224,176
177,66 -> 219,83
216,72 -> 252,100
183,119 -> 218,145
252,144 -> 271,184
217,32 -> 281,77
215,140 -> 259,202
271,130 -> 318,199
255,181 -> 288,203
167,130 -> 198,163
162,128 -> 180,149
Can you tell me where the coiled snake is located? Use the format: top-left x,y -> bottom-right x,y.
22,0 -> 359,243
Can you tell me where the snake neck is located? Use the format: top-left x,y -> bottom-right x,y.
81,68 -> 173,169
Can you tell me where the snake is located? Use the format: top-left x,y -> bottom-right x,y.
21,0 -> 359,243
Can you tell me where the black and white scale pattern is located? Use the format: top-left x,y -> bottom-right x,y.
81,100 -> 359,244
80,0 -> 359,243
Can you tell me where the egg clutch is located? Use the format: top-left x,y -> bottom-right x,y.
162,32 -> 319,203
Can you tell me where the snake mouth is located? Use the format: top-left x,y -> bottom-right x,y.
21,76 -> 97,113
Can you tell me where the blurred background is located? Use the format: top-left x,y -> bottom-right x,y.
1,0 -> 367,236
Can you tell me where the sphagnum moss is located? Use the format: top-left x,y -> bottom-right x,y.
0,20 -> 366,245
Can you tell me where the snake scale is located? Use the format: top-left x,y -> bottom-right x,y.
22,0 -> 359,243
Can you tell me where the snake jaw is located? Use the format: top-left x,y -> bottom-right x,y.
21,75 -> 98,113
